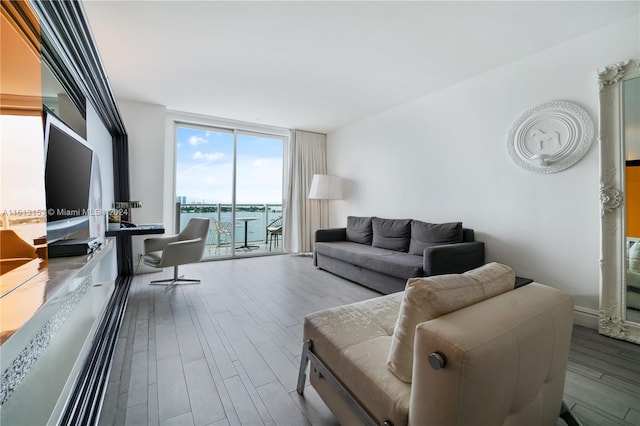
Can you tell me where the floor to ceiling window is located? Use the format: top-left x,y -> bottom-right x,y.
175,123 -> 284,258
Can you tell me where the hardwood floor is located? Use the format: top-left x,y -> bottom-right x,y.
564,325 -> 640,425
98,255 -> 640,426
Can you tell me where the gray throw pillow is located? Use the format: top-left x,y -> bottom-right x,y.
346,216 -> 373,244
372,218 -> 412,252
408,220 -> 463,255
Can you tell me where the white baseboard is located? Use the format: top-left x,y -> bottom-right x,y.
573,306 -> 599,329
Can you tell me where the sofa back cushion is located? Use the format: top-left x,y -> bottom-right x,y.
346,216 -> 373,245
408,221 -> 463,255
387,262 -> 515,383
372,218 -> 412,252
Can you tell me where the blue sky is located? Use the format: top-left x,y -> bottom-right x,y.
176,126 -> 283,204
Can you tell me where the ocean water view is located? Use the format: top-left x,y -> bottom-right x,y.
178,203 -> 282,245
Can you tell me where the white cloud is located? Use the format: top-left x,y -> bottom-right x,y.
189,135 -> 208,146
193,151 -> 225,161
176,156 -> 283,204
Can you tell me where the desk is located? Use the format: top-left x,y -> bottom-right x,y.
236,217 -> 258,250
105,225 -> 164,275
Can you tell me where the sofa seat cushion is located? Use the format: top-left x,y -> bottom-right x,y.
304,293 -> 410,425
315,241 -> 423,279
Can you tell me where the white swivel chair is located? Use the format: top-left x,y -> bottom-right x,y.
143,217 -> 209,289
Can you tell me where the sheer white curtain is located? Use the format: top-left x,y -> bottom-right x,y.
284,130 -> 327,254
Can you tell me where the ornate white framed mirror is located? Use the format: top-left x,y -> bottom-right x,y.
598,58 -> 640,344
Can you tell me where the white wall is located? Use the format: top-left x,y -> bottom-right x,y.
327,15 -> 640,326
118,99 -> 167,262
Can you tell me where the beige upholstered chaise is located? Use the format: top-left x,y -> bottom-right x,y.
297,263 -> 580,426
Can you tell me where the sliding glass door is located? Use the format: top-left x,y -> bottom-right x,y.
175,124 -> 283,258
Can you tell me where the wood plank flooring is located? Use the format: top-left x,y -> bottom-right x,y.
98,255 -> 640,426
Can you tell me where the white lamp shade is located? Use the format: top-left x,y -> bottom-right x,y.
308,174 -> 342,200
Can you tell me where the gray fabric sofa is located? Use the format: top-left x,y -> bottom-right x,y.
314,216 -> 485,294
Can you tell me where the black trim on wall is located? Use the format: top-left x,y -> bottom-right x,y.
41,43 -> 87,119
627,160 -> 640,167
112,134 -> 131,202
58,276 -> 132,425
30,0 -> 130,202
31,1 -> 122,132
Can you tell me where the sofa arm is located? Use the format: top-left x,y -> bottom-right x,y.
409,283 -> 573,425
313,228 -> 347,266
423,241 -> 485,276
315,228 -> 347,243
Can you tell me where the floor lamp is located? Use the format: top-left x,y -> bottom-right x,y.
308,174 -> 342,228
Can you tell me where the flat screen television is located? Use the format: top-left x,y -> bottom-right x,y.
44,112 -> 94,241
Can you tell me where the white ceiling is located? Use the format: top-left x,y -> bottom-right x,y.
82,1 -> 638,133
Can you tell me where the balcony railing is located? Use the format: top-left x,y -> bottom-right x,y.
177,203 -> 283,254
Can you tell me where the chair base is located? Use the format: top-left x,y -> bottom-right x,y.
560,402 -> 583,426
209,242 -> 230,255
149,266 -> 200,291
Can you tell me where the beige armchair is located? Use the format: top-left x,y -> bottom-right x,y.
297,263 -> 580,426
143,217 -> 209,289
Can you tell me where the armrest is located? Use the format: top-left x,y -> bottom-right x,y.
158,238 -> 205,267
144,235 -> 179,254
313,228 -> 346,267
422,241 -> 485,276
409,283 -> 573,425
314,228 -> 347,242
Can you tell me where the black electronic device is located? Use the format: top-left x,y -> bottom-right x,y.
48,237 -> 99,258
44,110 -> 96,241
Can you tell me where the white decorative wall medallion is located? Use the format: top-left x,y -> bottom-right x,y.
507,100 -> 594,174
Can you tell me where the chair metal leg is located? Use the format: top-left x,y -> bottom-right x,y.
560,401 -> 582,426
297,340 -> 311,395
268,233 -> 280,251
296,339 -> 387,426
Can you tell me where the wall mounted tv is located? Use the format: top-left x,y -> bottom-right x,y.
44,112 -> 94,241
